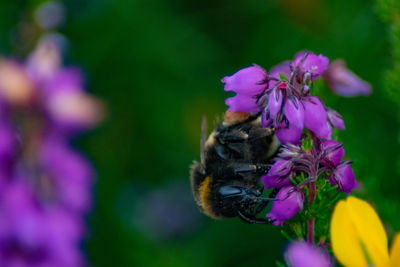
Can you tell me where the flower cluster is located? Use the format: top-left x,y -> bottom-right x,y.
222,51 -> 361,226
223,51 -> 344,144
0,35 -> 102,266
263,138 -> 357,225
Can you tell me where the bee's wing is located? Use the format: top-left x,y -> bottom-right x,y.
200,115 -> 207,165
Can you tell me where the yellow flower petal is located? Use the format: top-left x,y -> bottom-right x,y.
390,233 -> 400,267
346,196 -> 390,267
331,200 -> 368,267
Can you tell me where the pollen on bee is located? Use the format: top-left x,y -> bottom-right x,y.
223,110 -> 249,126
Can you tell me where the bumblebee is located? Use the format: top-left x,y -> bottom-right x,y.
190,111 -> 280,224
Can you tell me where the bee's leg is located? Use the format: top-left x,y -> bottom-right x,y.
233,163 -> 271,175
237,211 -> 274,224
252,188 -> 279,214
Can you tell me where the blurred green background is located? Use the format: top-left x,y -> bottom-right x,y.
1,0 -> 399,266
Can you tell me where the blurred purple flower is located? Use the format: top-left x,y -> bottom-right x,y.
39,136 -> 93,212
41,68 -> 103,133
329,162 -> 358,194
285,241 -> 332,267
34,1 -> 66,30
26,34 -> 65,82
267,186 -> 304,225
323,60 -> 372,97
0,33 -> 101,266
0,181 -> 84,267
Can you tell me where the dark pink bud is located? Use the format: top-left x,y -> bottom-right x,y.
266,186 -> 304,225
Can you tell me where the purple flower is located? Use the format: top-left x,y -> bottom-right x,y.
41,68 -> 103,133
0,60 -> 34,106
303,96 -> 331,139
323,60 -> 372,97
285,241 -> 332,267
260,160 -> 293,189
267,88 -> 283,119
0,181 -> 84,267
266,186 -> 304,225
39,136 -> 93,213
225,95 -> 259,113
222,65 -> 267,113
285,97 -> 305,129
275,121 -> 303,145
26,34 -> 64,81
326,107 -> 345,130
320,140 -> 344,166
330,162 -> 358,194
292,51 -> 329,81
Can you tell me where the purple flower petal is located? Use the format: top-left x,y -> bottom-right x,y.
266,186 -> 304,225
225,94 -> 260,113
321,140 -> 344,166
261,109 -> 273,128
304,96 -> 331,139
268,88 -> 283,119
276,121 -> 303,144
268,61 -> 291,88
330,163 -> 358,194
285,241 -> 332,267
261,174 -> 292,189
323,60 -> 372,97
292,51 -> 329,80
326,108 -> 345,130
268,159 -> 293,177
222,65 -> 267,95
284,97 -> 304,129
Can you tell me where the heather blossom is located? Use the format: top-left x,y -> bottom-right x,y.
222,51 -> 341,144
220,50 -> 370,266
261,137 -> 357,224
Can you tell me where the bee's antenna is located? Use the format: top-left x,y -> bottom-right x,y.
200,115 -> 207,165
